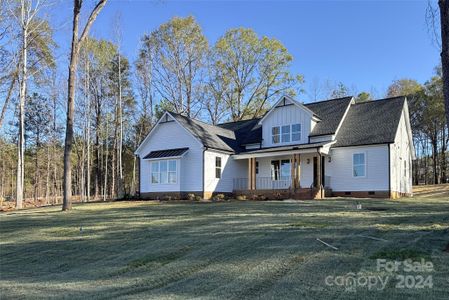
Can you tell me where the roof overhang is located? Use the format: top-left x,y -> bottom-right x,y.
142,147 -> 189,160
232,141 -> 335,160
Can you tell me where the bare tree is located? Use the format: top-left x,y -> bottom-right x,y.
62,0 -> 107,211
12,0 -> 53,208
438,0 -> 449,126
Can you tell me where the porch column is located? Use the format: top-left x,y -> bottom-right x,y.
291,154 -> 300,189
247,158 -> 256,190
316,154 -> 323,199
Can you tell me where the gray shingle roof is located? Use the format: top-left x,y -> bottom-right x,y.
333,96 -> 405,147
143,147 -> 189,159
170,113 -> 237,152
163,96 -> 405,153
304,96 -> 353,136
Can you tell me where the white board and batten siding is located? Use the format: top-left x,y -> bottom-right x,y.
138,115 -> 203,193
327,145 -> 390,192
261,99 -> 315,148
204,150 -> 246,193
390,104 -> 413,194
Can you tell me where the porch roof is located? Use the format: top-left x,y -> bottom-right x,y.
143,147 -> 189,160
232,141 -> 334,160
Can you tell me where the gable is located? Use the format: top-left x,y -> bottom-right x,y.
135,112 -> 202,156
258,95 -> 318,125
333,96 -> 406,148
259,97 -> 315,147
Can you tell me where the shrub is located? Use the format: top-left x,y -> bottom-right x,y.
194,195 -> 202,201
236,195 -> 247,201
187,193 -> 196,201
258,195 -> 267,201
162,195 -> 173,201
213,194 -> 226,201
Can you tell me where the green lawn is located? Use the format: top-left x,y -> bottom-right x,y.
1,196 -> 448,299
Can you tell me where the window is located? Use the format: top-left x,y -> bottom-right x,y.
271,160 -> 280,180
215,157 -> 222,179
353,153 -> 365,177
169,160 -> 177,183
151,160 -> 177,184
292,124 -> 301,141
160,161 -> 168,183
272,126 -> 280,144
280,160 -> 291,180
271,159 -> 291,180
281,125 -> 290,143
273,124 -> 302,144
151,162 -> 159,183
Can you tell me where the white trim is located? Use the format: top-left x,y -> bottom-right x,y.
352,152 -> 367,178
258,95 -> 318,125
233,147 -> 330,160
143,154 -> 186,161
333,97 -> 355,136
150,159 -> 179,185
135,112 -> 203,155
402,98 -> 416,159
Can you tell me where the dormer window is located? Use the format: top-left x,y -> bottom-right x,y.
272,127 -> 280,144
281,125 -> 290,142
272,124 -> 302,144
292,124 -> 301,141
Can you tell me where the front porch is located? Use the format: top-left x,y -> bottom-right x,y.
232,143 -> 333,200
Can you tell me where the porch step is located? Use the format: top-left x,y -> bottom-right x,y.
292,188 -> 321,200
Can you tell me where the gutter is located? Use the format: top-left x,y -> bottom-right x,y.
202,146 -> 208,195
137,154 -> 141,198
387,144 -> 391,198
317,148 -> 323,199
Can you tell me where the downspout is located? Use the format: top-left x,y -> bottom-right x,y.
387,144 -> 391,198
137,154 -> 141,199
317,147 -> 323,199
202,146 -> 208,198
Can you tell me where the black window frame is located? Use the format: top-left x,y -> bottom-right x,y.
215,157 -> 222,179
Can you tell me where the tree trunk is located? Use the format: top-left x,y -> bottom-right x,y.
62,2 -> 80,211
431,133 -> 439,184
62,0 -> 107,211
45,144 -> 50,204
439,0 -> 449,127
16,20 -> 28,209
117,52 -> 124,199
0,71 -> 18,130
441,125 -> 448,183
103,120 -> 109,201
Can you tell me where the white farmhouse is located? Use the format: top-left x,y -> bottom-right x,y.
135,95 -> 415,199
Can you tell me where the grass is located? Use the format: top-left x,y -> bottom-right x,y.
0,194 -> 448,299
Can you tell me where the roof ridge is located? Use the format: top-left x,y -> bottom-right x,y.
169,111 -> 235,133
304,96 -> 353,105
353,96 -> 405,105
217,118 -> 260,126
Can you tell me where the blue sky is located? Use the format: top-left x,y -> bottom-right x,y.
50,0 -> 443,100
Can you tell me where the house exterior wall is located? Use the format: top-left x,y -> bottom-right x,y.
327,145 -> 390,192
390,106 -> 413,195
204,150 -> 246,194
138,116 -> 203,194
261,100 -> 313,148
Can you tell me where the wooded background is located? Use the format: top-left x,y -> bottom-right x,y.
0,0 -> 447,208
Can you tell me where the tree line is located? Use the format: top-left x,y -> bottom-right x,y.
0,0 -> 448,210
